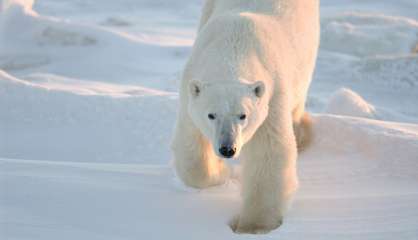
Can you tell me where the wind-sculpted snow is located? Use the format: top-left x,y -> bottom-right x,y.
321,12 -> 418,57
0,0 -> 189,88
1,114 -> 418,239
0,70 -> 177,163
1,0 -> 418,239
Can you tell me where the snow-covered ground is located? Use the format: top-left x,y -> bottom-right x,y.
1,0 -> 418,239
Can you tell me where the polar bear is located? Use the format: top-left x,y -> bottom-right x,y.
171,0 -> 319,234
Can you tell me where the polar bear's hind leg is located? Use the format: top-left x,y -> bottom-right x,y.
292,102 -> 313,152
293,112 -> 312,152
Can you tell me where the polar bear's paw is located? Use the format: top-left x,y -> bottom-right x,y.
228,215 -> 283,234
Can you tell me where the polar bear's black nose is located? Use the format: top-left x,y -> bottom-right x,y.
219,146 -> 236,158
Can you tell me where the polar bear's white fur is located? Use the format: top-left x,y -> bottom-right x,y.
171,0 -> 319,234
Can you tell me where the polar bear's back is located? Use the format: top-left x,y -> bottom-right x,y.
200,0 -> 318,27
199,0 -> 289,26
199,0 -> 319,104
191,0 -> 319,105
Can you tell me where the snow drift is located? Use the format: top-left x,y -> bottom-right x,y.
1,0 -> 418,239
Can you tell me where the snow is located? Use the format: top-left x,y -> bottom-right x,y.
1,0 -> 418,239
325,88 -> 377,119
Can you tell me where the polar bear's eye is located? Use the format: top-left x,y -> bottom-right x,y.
208,113 -> 216,120
239,114 -> 246,120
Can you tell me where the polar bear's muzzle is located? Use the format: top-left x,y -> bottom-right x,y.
219,144 -> 236,158
215,121 -> 241,159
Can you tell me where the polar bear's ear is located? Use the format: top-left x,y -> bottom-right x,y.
189,80 -> 203,98
251,81 -> 265,98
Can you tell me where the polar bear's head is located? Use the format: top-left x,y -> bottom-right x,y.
188,80 -> 268,159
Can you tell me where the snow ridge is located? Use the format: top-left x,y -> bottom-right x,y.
1,0 -> 418,239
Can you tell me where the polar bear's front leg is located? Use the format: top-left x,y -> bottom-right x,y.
230,113 -> 298,234
171,112 -> 230,188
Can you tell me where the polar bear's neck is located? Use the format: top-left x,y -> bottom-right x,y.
187,13 -> 281,87
184,0 -> 319,97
